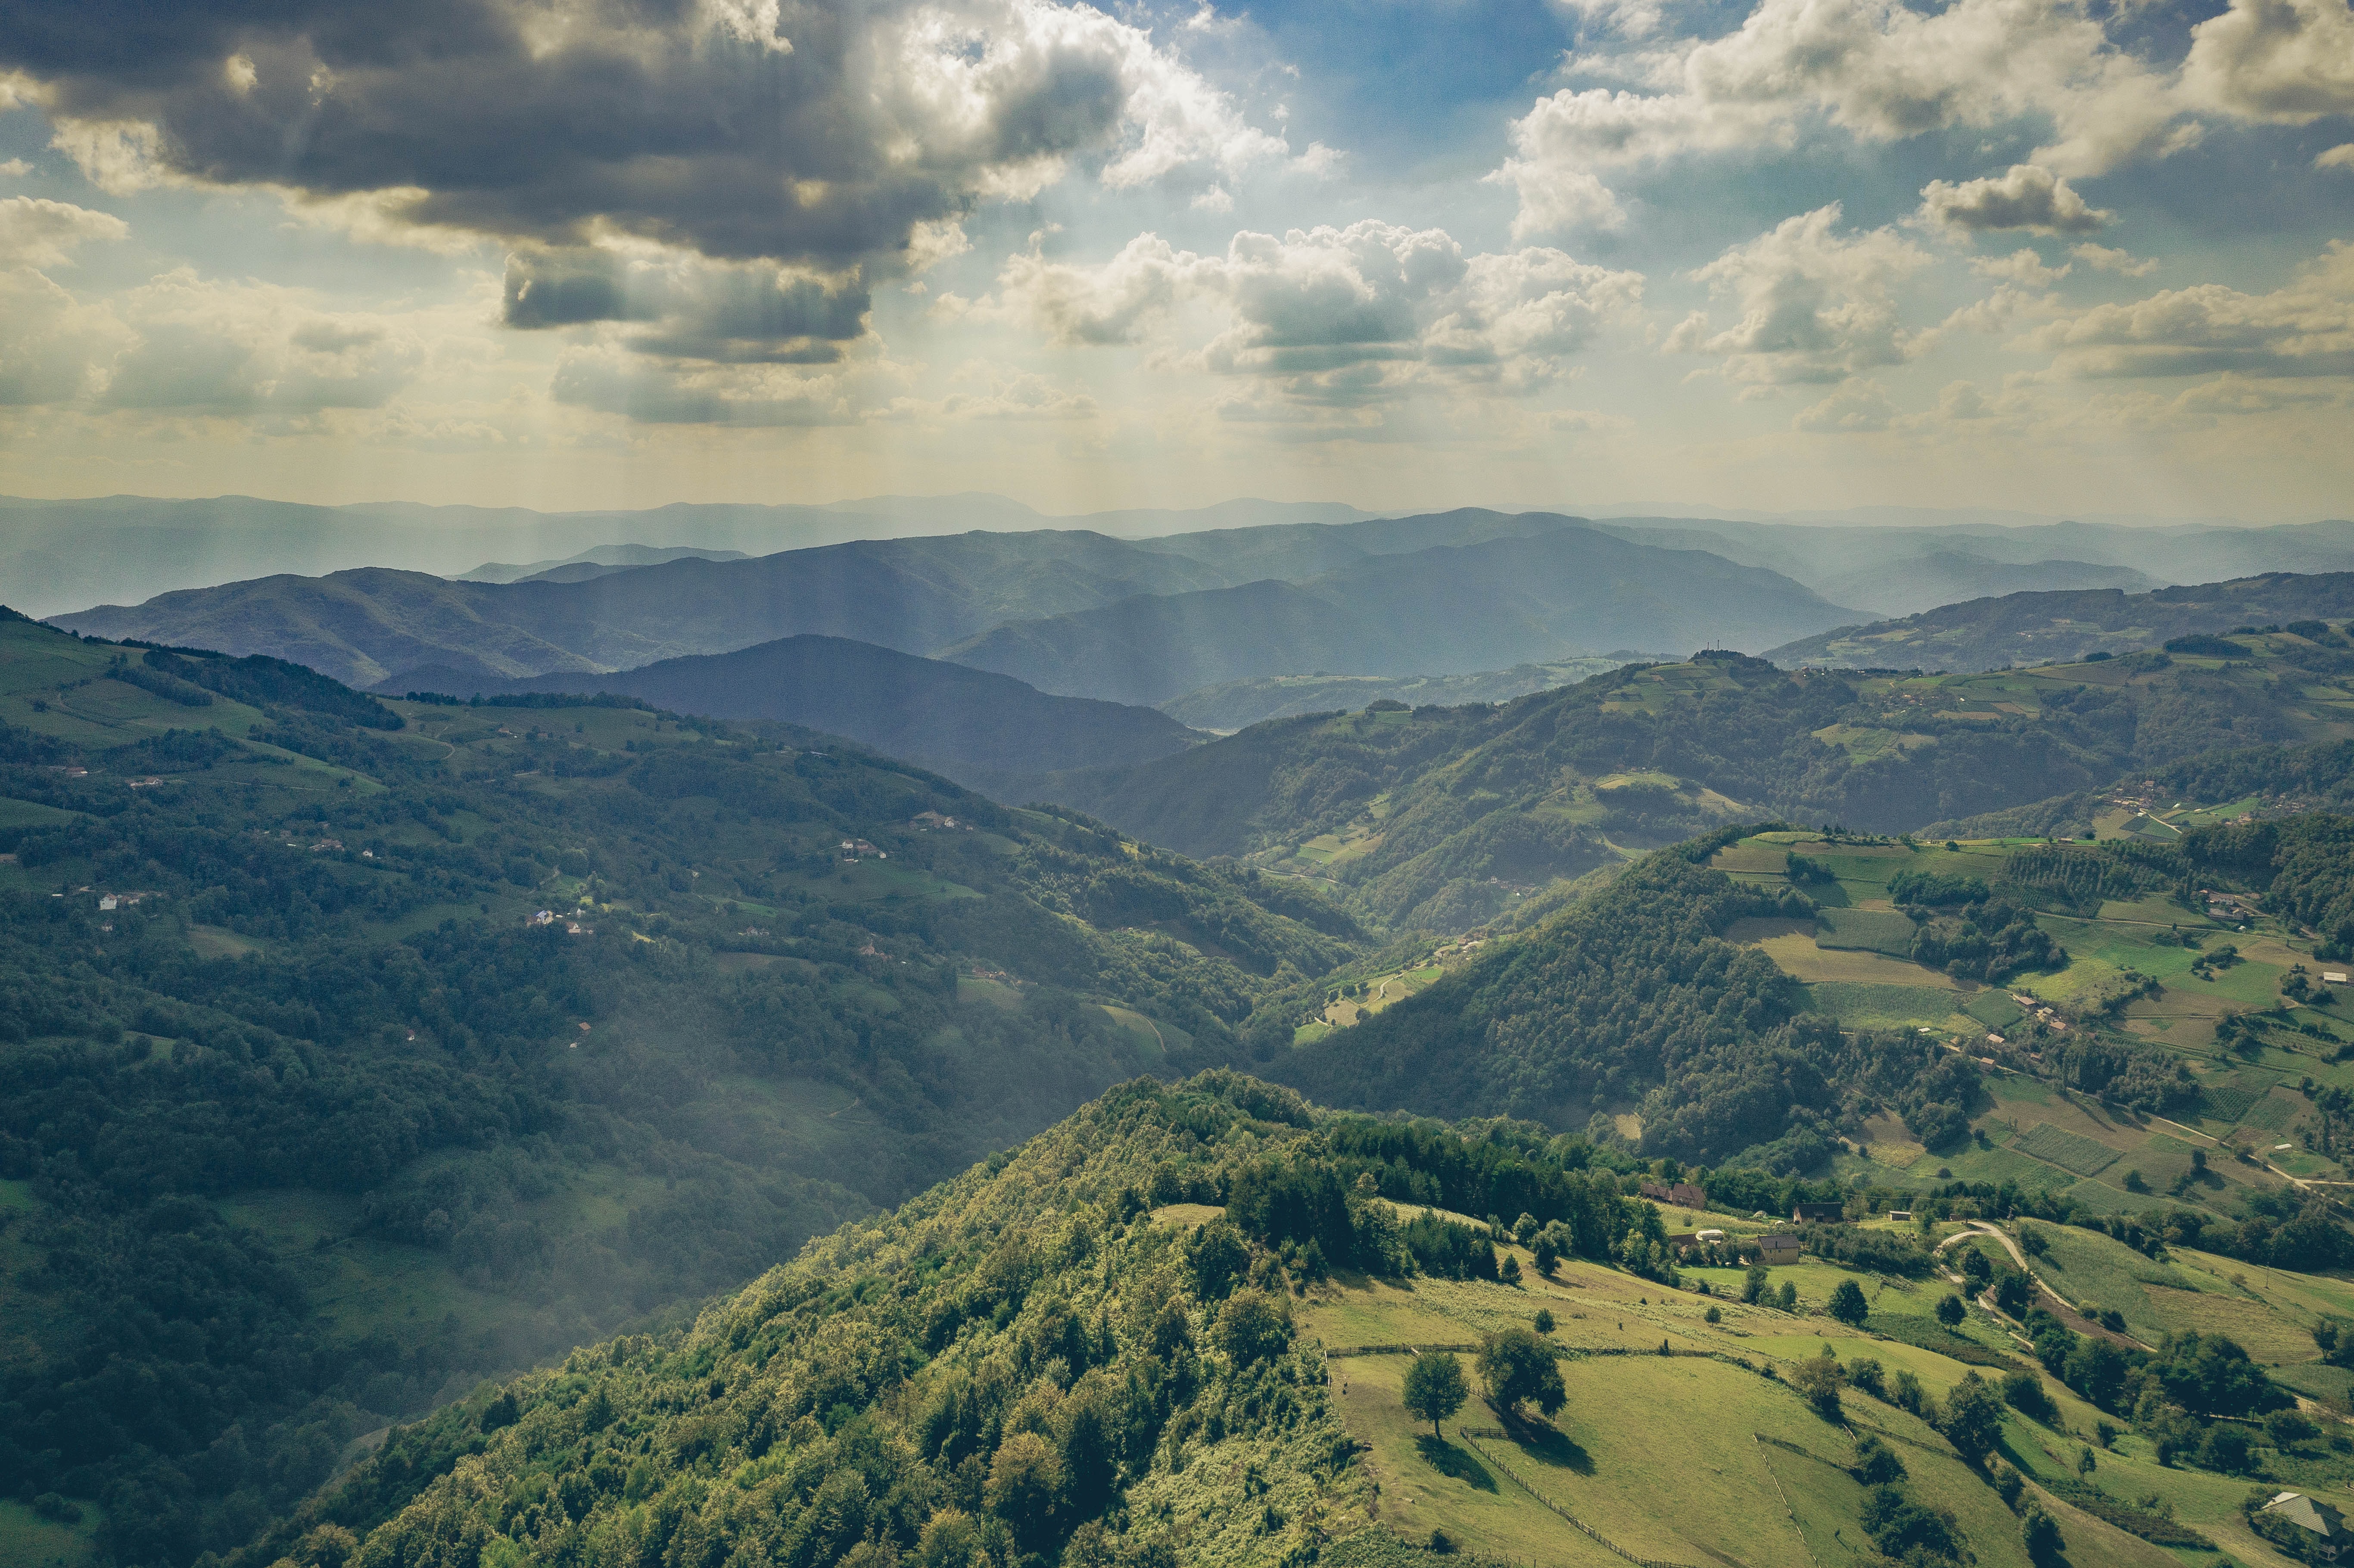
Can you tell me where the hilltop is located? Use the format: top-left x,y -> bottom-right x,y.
217,1071 -> 2327,1568
1043,626 -> 2354,931
1765,572 -> 2354,671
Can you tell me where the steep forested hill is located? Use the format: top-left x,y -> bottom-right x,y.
1046,631 -> 2354,931
0,610 -> 1364,1566
1765,572 -> 2354,671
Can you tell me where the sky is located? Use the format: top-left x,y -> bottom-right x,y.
0,0 -> 2350,521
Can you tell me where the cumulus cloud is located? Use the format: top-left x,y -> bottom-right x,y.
0,196 -> 127,268
0,267 -> 128,405
93,271 -> 428,416
1668,205 -> 1934,386
2321,143 -> 2354,169
0,259 -> 459,418
1794,380 -> 1897,432
1917,165 -> 2111,236
1490,0 -> 2188,230
2029,240 -> 2354,378
2183,0 -> 2354,123
2071,242 -> 2158,276
991,220 -> 1644,406
1971,249 -> 2071,286
5,0 -> 1286,273
503,250 -> 870,363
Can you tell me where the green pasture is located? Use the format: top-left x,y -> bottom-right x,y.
0,1498 -> 105,1568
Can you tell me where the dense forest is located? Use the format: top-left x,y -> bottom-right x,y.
1041,635 -> 2354,930
0,614 -> 1367,1567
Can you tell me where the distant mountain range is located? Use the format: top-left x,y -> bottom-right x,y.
459,544 -> 750,584
470,634 -> 1203,785
51,509 -> 1854,701
0,493 -> 1381,618
1763,571 -> 2354,670
941,517 -> 1858,704
1596,515 -> 2354,617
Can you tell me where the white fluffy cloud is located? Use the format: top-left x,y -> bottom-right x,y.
2183,0 -> 2354,123
1917,165 -> 2111,236
991,221 -> 1644,407
1491,0 -> 2189,232
1668,205 -> 1934,387
2028,240 -> 2354,378
0,196 -> 127,268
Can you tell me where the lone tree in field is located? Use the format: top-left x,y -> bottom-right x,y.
1403,1351 -> 1469,1438
1478,1327 -> 1566,1421
1935,1293 -> 1966,1328
1829,1279 -> 1870,1326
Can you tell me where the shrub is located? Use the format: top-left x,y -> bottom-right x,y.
1533,1308 -> 1555,1334
1935,1293 -> 1966,1328
2021,1505 -> 2064,1562
2001,1369 -> 2055,1422
1847,1356 -> 1884,1397
1852,1434 -> 1906,1484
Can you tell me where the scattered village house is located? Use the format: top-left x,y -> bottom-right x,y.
2258,1491 -> 2346,1560
1750,1232 -> 1802,1262
1638,1180 -> 1707,1208
1791,1201 -> 1846,1223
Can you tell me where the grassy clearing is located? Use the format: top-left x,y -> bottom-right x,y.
1759,933 -> 1960,986
0,1498 -> 104,1568
1817,906 -> 1919,954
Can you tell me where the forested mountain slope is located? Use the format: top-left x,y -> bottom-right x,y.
940,526 -> 1856,704
475,634 -> 1205,786
220,1072 -> 2205,1568
0,609 -> 1364,1566
1045,633 -> 2354,932
1765,571 -> 2354,671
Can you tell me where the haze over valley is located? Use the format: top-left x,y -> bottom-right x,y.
7,0 -> 2354,1556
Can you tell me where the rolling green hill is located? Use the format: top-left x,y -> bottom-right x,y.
1045,632 -> 2354,933
1764,572 -> 2354,671
0,608 -> 1366,1567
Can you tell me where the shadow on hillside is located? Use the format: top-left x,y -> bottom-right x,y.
1499,1409 -> 1592,1474
1417,1435 -> 1498,1491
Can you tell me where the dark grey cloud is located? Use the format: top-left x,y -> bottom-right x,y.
3,0 -> 1249,272
503,246 -> 871,361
